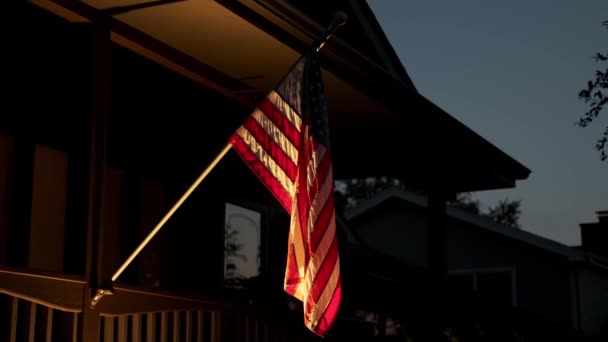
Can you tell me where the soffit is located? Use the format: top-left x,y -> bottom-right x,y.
78,0 -> 390,129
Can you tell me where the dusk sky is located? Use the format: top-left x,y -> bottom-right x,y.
368,0 -> 607,246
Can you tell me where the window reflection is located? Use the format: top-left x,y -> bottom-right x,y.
224,203 -> 261,289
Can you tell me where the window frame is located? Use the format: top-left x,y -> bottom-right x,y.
222,200 -> 269,291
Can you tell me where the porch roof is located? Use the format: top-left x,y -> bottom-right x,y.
32,0 -> 530,194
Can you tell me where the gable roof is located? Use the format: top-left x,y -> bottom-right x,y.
239,0 -> 530,192
275,0 -> 416,89
348,1 -> 416,88
344,187 -> 584,261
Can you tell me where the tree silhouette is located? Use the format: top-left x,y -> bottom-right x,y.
487,198 -> 522,229
577,20 -> 608,161
224,221 -> 247,287
337,179 -> 522,227
449,192 -> 481,215
334,177 -> 415,210
449,193 -> 522,228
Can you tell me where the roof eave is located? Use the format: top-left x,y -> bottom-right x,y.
226,0 -> 530,191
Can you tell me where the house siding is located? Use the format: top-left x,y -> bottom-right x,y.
577,266 -> 608,336
446,217 -> 573,330
350,200 -> 575,331
352,198 -> 428,269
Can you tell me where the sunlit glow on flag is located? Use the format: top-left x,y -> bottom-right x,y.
229,50 -> 341,336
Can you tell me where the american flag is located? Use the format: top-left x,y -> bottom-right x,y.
229,50 -> 341,337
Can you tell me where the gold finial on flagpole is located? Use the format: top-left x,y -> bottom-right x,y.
314,11 -> 348,52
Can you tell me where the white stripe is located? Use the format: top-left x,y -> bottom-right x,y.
290,205 -> 307,280
236,127 -> 296,198
306,212 -> 336,280
307,167 -> 333,234
305,217 -> 340,327
251,109 -> 299,164
285,198 -> 307,301
308,257 -> 340,330
268,91 -> 302,132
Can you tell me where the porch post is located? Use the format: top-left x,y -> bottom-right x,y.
81,18 -> 111,341
427,191 -> 448,331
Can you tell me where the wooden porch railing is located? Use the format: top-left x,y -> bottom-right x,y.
0,266 -> 289,342
0,294 -> 81,342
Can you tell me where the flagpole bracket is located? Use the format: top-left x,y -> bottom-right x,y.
89,282 -> 115,308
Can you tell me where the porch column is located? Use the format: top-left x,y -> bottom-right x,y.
82,19 -> 111,342
427,191 -> 448,330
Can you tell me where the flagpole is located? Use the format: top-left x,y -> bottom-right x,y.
112,143 -> 232,283
90,11 -> 348,308
313,11 -> 347,53
90,143 -> 231,306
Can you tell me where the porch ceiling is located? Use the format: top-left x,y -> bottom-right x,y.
32,0 -> 530,193
85,0 -> 298,93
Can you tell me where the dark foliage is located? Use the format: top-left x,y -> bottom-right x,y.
577,20 -> 608,161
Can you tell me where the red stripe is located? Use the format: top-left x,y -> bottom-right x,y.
296,131 -> 311,264
306,234 -> 339,305
229,133 -> 292,212
296,193 -> 310,265
242,117 -> 297,182
232,56 -> 341,337
258,99 -> 301,149
284,243 -> 301,296
312,279 -> 342,336
309,195 -> 335,252
307,150 -> 332,205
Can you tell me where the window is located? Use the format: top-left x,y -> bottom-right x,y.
448,268 -> 517,309
224,203 -> 261,289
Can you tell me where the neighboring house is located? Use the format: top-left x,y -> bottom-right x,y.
576,211 -> 608,337
345,187 -> 608,339
0,1 -> 529,341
